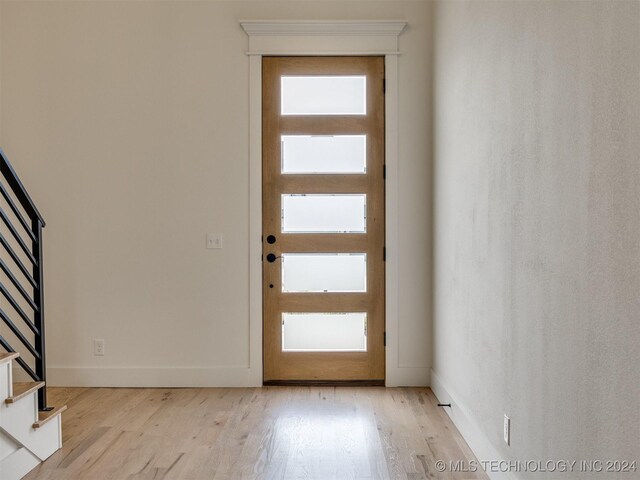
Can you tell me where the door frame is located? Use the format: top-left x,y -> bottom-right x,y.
241,20 -> 407,387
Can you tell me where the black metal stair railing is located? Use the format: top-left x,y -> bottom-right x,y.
0,148 -> 49,411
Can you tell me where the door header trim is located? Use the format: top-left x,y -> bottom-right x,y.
240,20 -> 407,56
240,20 -> 406,36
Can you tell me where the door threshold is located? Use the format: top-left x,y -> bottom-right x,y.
263,380 -> 385,387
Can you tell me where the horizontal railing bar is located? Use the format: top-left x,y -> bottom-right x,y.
0,282 -> 38,334
0,149 -> 46,227
0,208 -> 38,265
0,310 -> 41,360
0,337 -> 39,381
0,233 -> 37,289
0,181 -> 36,242
0,258 -> 39,313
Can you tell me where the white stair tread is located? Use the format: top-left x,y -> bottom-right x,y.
6,382 -> 45,404
0,352 -> 20,365
33,405 -> 67,429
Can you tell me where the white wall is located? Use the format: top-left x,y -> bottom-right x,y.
0,0 -> 432,386
433,0 -> 640,476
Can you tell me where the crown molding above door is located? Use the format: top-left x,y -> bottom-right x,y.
239,20 -> 407,36
240,20 -> 407,56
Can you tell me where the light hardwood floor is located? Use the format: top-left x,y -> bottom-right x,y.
24,387 -> 486,480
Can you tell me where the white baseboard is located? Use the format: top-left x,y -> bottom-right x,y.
47,366 -> 262,388
386,366 -> 430,387
430,369 -> 517,480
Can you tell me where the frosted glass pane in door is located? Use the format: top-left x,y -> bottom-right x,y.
281,76 -> 366,115
281,253 -> 366,292
282,312 -> 367,351
281,135 -> 366,174
282,194 -> 366,233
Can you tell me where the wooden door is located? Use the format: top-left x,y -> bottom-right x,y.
262,56 -> 385,383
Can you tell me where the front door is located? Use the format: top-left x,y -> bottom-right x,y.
262,56 -> 385,383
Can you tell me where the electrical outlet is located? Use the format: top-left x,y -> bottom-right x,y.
206,233 -> 223,249
504,415 -> 511,445
94,339 -> 105,356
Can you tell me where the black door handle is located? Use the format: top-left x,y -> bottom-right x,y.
266,253 -> 278,263
266,235 -> 276,244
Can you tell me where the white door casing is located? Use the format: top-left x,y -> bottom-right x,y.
240,20 -> 408,386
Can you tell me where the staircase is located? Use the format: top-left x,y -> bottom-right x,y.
1,352 -> 65,479
1,149 -> 65,478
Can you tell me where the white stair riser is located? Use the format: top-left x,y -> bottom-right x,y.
0,382 -> 37,425
1,362 -> 13,399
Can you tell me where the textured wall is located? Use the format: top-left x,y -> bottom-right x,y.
433,0 -> 640,475
0,0 -> 432,385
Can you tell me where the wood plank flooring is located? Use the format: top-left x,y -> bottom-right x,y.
24,387 -> 486,480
